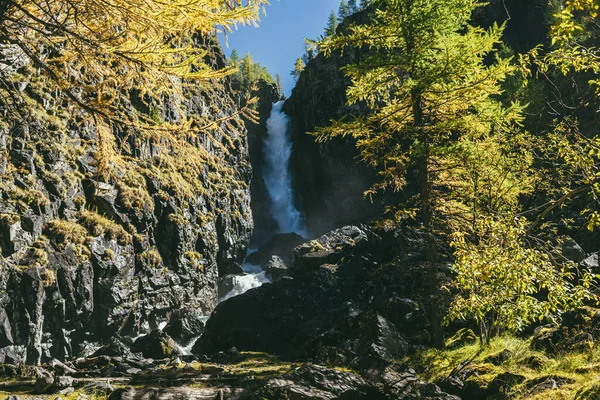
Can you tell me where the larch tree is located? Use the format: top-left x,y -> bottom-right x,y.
526,0 -> 600,232
317,0 -> 522,348
0,0 -> 268,177
291,58 -> 305,82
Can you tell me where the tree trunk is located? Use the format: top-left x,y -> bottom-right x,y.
413,89 -> 445,349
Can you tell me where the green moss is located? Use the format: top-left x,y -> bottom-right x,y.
45,220 -> 89,245
0,213 -> 20,225
409,335 -> 600,400
140,248 -> 163,267
78,210 -> 132,245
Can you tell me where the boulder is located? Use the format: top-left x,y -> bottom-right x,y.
264,255 -> 289,279
581,252 -> 599,272
245,232 -> 306,267
291,226 -> 370,273
164,309 -> 206,346
382,367 -> 462,400
131,330 -> 181,360
561,237 -> 585,263
91,337 -> 134,358
486,372 -> 526,396
194,269 -> 345,357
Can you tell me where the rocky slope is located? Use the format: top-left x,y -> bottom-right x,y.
0,36 -> 255,365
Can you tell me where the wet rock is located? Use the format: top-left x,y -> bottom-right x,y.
33,374 -> 54,394
0,37 -> 254,363
580,252 -> 599,272
0,345 -> 26,364
531,325 -> 562,353
91,338 -> 133,359
131,330 -> 181,360
264,255 -> 289,279
164,309 -> 206,346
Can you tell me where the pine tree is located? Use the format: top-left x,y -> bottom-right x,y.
359,0 -> 369,10
348,0 -> 358,13
317,0 -> 522,348
338,0 -> 350,21
325,11 -> 339,37
290,58 -> 305,82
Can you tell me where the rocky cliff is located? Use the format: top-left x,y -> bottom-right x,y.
0,37 -> 255,364
283,11 -> 394,237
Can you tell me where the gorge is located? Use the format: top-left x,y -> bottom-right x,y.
0,1 -> 600,399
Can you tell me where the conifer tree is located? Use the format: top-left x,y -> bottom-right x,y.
359,0 -> 370,10
338,0 -> 350,21
317,0 -> 522,348
229,49 -> 241,67
325,11 -> 339,37
348,0 -> 358,13
291,58 -> 305,81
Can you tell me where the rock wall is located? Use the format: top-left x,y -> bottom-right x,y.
0,37 -> 253,364
283,11 -> 390,237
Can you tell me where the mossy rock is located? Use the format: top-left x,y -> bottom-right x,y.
447,328 -> 478,349
484,349 -> 513,366
518,354 -> 549,370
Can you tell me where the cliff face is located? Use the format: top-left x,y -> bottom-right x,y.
0,38 -> 253,364
283,12 -> 386,236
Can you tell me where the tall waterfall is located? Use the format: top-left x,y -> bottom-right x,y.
217,101 -> 304,304
263,101 -> 304,234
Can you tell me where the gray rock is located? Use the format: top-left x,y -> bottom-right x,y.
264,255 -> 289,279
292,226 -> 369,273
561,237 -> 585,263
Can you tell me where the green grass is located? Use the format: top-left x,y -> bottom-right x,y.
409,335 -> 600,399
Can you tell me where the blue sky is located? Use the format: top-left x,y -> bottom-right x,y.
218,0 -> 341,96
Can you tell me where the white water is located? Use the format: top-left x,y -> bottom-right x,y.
263,101 -> 305,234
219,269 -> 270,303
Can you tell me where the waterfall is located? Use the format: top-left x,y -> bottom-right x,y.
217,101 -> 304,303
263,101 -> 305,234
